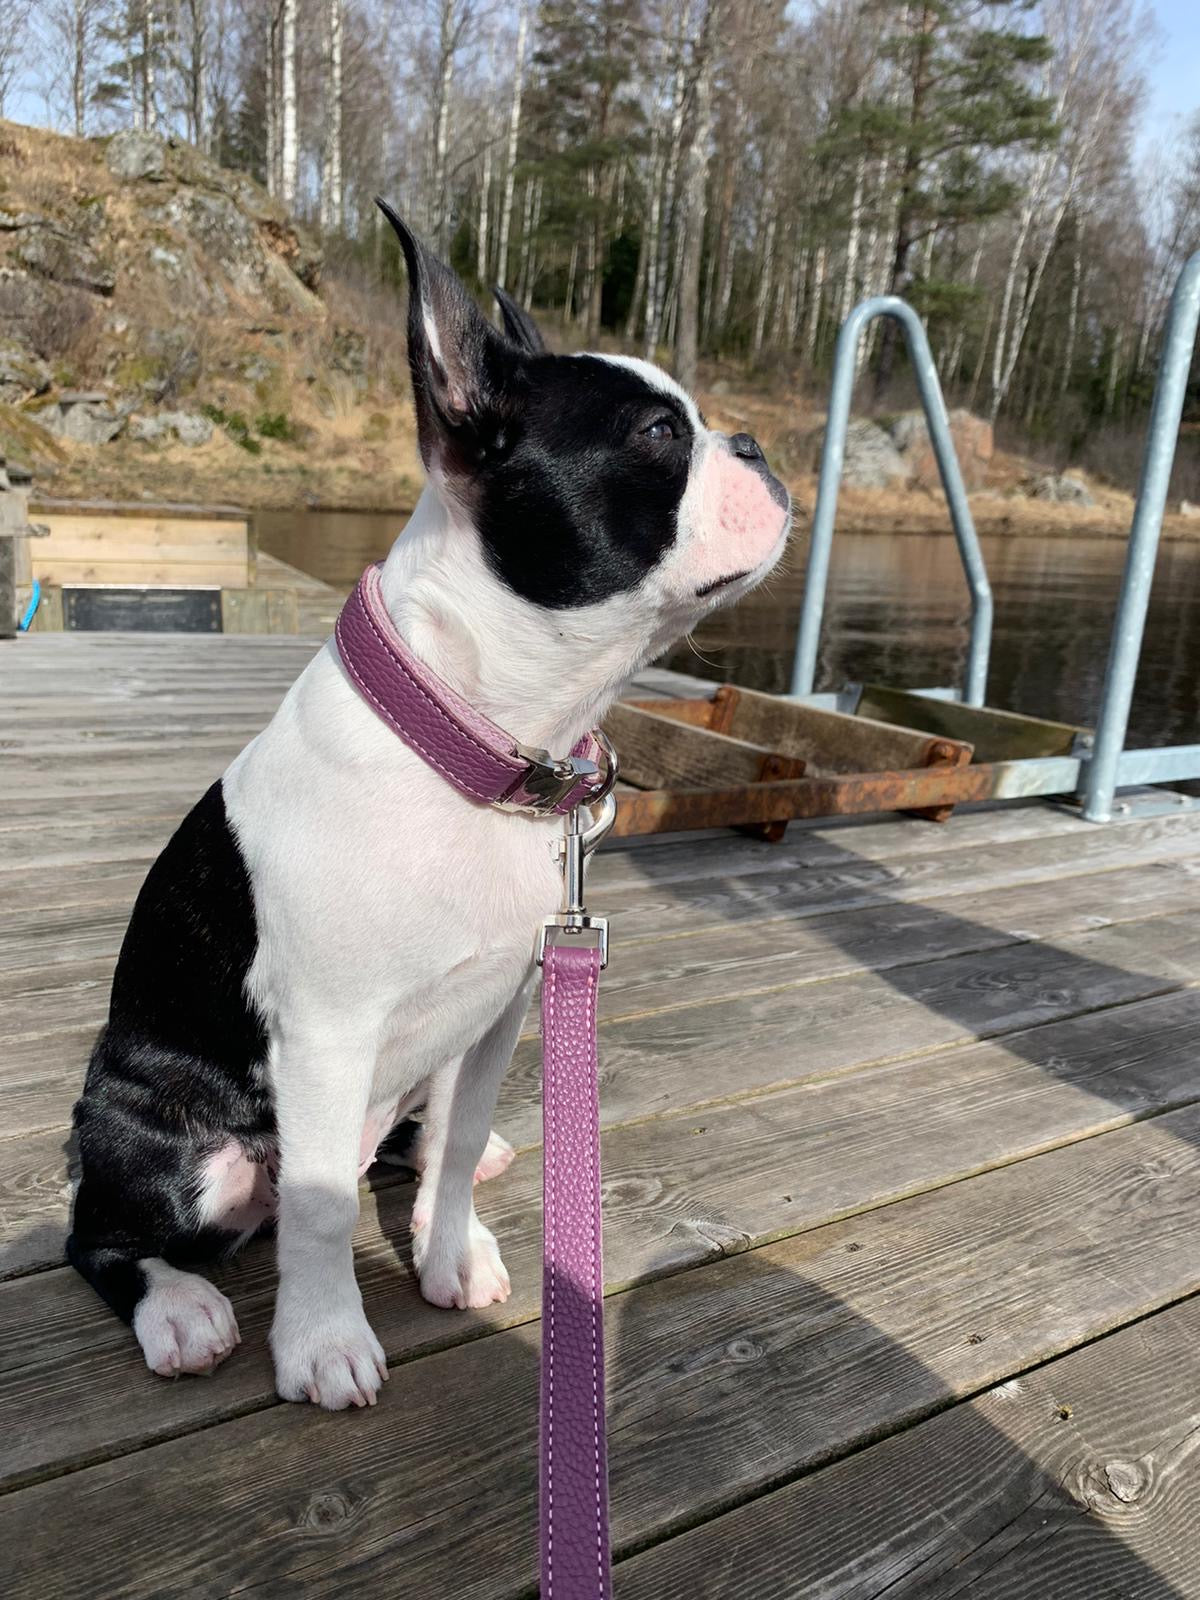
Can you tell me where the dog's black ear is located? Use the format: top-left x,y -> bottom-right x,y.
376,198 -> 521,472
492,286 -> 546,355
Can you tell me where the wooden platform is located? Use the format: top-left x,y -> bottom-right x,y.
5,632 -> 1200,1597
24,499 -> 343,637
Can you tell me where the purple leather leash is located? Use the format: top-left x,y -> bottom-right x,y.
537,802 -> 616,1599
334,566 -> 618,1597
539,939 -> 611,1599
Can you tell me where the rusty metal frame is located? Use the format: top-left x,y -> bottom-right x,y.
609,755 -> 1085,838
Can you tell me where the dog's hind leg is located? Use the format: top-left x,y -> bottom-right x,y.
132,1260 -> 240,1376
474,1128 -> 516,1183
412,975 -> 533,1310
377,1114 -> 515,1184
67,1105 -> 249,1379
67,1224 -> 240,1378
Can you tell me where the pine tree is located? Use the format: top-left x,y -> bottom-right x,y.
845,0 -> 1056,396
527,0 -> 642,341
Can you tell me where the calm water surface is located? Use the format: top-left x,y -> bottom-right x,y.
255,508 -> 1200,750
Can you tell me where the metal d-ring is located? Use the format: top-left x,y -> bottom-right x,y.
590,728 -> 620,806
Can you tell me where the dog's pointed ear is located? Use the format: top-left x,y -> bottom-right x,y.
492,286 -> 546,355
376,198 -> 521,472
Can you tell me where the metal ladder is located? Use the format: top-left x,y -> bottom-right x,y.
788,254 -> 1200,823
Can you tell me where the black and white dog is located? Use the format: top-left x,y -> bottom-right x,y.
67,206 -> 790,1410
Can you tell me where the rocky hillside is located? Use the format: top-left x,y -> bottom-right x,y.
0,119 -> 422,508
0,119 -> 1185,539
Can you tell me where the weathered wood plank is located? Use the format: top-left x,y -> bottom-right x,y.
4,732 -> 262,763
0,752 -> 236,800
718,683 -> 962,774
34,558 -> 248,588
603,702 -> 799,789
0,826 -> 179,872
34,526 -> 247,562
7,860 -> 1200,1140
0,903 -> 133,964
0,695 -> 297,723
29,498 -> 248,522
598,816 -> 1200,932
858,683 -> 1085,760
7,1102 -> 1200,1595
0,860 -> 147,914
8,900 -> 1200,1255
2,719 -> 268,751
5,986 -> 1200,1487
614,1291 -> 1200,1599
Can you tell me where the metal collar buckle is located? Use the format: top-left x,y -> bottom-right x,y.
497,746 -> 602,815
497,728 -> 618,816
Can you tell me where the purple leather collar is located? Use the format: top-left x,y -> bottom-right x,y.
335,564 -> 609,814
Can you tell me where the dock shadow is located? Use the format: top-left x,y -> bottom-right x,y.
616,809 -> 1200,1151
601,1245 -> 1187,1597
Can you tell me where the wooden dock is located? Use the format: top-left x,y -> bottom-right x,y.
5,631 -> 1200,1597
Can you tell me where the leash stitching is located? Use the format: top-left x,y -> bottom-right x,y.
546,956 -> 558,1600
586,963 -> 604,1595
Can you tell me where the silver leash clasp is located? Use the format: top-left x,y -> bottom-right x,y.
537,737 -> 618,969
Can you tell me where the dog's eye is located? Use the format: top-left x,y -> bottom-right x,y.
641,417 -> 677,442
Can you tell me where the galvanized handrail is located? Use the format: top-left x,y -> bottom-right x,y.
789,296 -> 994,706
1081,252 -> 1200,822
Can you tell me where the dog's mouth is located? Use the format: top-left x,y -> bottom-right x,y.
695,569 -> 751,599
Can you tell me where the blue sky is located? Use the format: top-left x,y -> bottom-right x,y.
1141,0 -> 1200,158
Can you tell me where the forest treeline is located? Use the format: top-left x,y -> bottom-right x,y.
16,0 -> 1200,446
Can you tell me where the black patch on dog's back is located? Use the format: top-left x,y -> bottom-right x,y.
476,355 -> 694,609
103,778 -> 268,1082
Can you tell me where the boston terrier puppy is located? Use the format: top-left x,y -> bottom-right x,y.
67,205 -> 791,1410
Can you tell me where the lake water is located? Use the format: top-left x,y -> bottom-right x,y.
254,508 -> 1200,750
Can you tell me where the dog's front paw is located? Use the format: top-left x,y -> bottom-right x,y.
271,1306 -> 388,1410
413,1215 -> 511,1310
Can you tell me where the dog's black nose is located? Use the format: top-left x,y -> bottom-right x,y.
730,433 -> 765,462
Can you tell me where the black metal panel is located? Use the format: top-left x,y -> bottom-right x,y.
64,588 -> 222,632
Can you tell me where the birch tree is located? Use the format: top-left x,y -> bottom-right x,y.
986,0 -> 1148,421
320,0 -> 344,231
0,0 -> 33,118
430,0 -> 471,248
494,2 -> 528,293
644,29 -> 686,359
279,0 -> 297,208
674,0 -> 721,390
42,0 -> 103,135
141,0 -> 158,129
